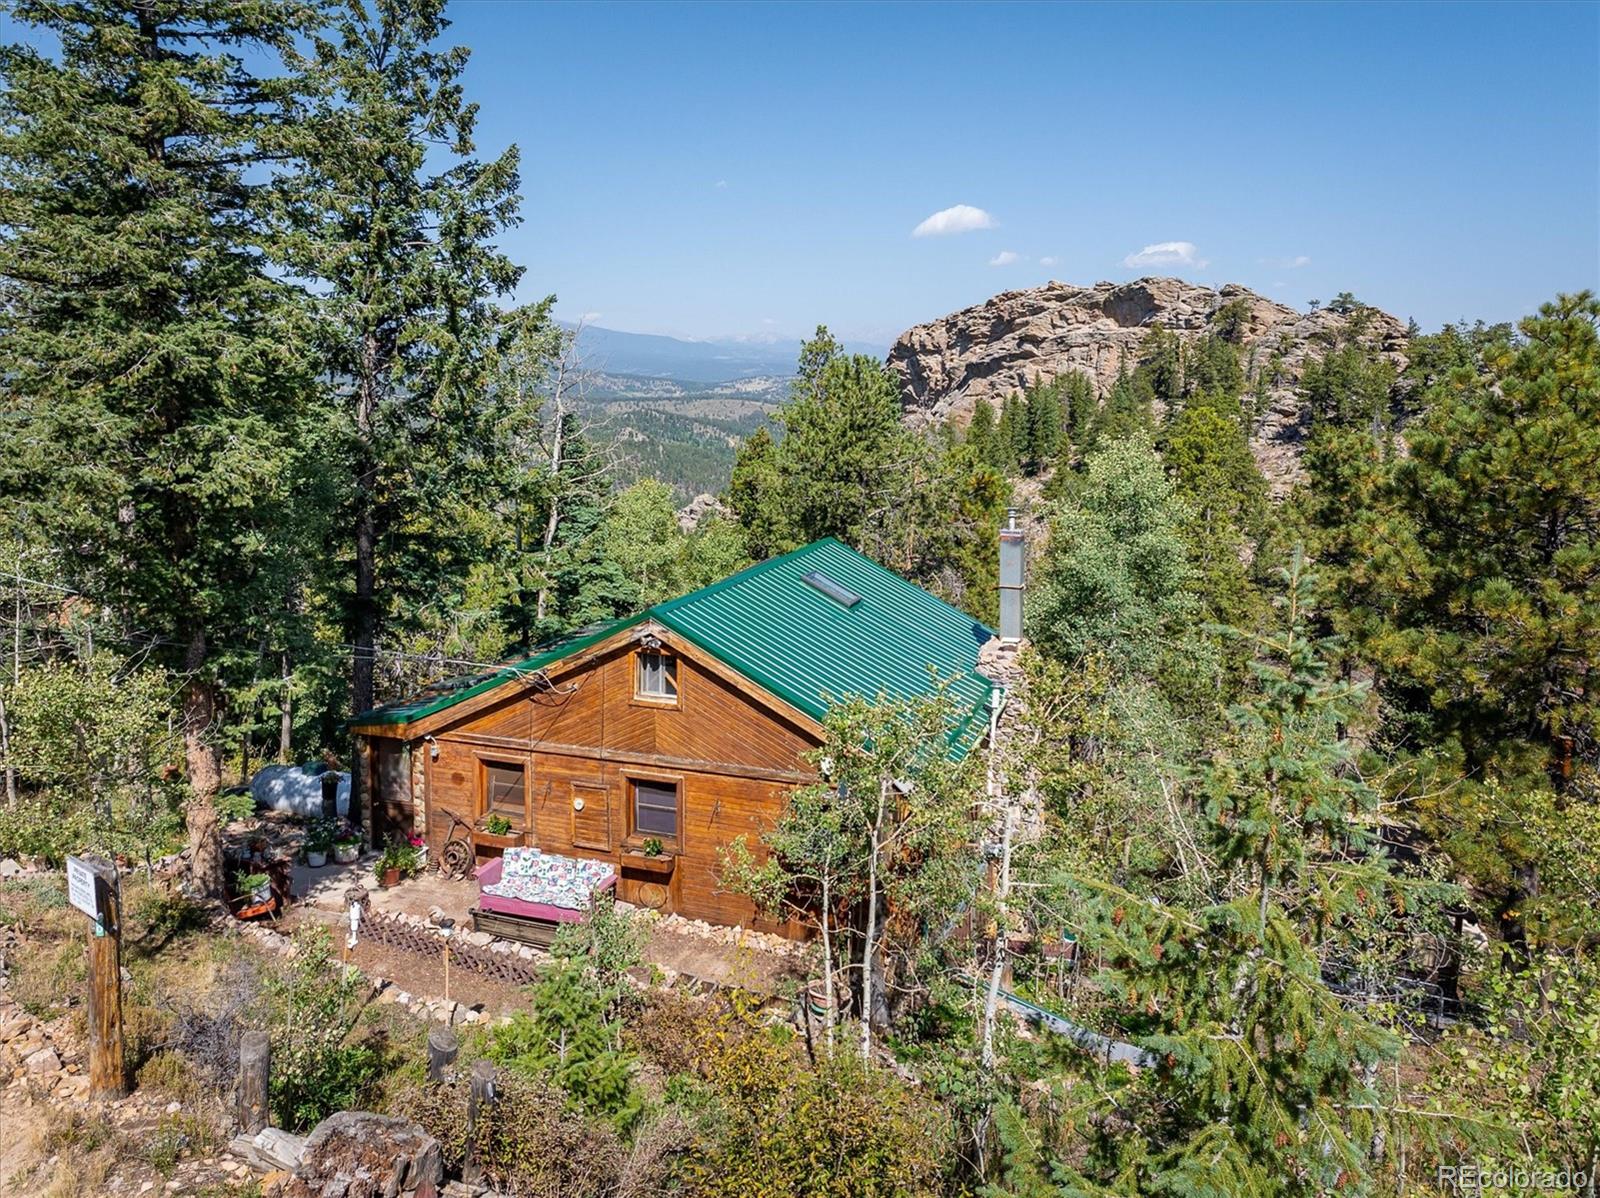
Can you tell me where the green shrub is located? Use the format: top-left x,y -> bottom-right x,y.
686,1031 -> 952,1198
483,961 -> 641,1129
130,888 -> 208,941
404,1072 -> 627,1198
549,890 -> 651,987
215,790 -> 257,823
266,928 -> 380,1131
0,794 -> 94,865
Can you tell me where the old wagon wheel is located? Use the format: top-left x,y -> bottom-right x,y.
637,881 -> 669,910
438,837 -> 474,881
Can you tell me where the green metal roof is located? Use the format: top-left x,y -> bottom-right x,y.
354,539 -> 998,757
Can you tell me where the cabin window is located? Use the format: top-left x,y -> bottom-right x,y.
635,650 -> 678,700
631,779 -> 679,840
482,761 -> 526,825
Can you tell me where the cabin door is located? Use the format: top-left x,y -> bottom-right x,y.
372,739 -> 414,846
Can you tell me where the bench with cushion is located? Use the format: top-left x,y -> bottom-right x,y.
469,847 -> 617,946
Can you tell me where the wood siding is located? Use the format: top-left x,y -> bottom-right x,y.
374,630 -> 819,933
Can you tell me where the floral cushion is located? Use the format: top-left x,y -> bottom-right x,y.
501,846 -> 542,879
482,850 -> 613,911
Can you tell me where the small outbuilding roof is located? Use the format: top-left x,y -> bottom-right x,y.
352,538 -> 998,757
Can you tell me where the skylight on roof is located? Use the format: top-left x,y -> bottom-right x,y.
802,570 -> 861,609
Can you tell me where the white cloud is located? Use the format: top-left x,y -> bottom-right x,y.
912,204 -> 997,238
989,250 -> 1022,266
1260,254 -> 1311,269
580,311 -> 603,324
1039,256 -> 1058,267
1122,240 -> 1207,270
715,179 -> 728,189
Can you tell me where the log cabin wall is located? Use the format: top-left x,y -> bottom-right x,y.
373,633 -> 820,933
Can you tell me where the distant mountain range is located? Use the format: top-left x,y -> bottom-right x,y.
565,322 -> 887,386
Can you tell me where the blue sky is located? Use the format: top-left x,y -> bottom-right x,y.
453,0 -> 1598,343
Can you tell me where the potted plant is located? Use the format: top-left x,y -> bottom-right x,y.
642,837 -> 664,858
304,818 -> 335,868
408,832 -> 428,872
333,821 -> 362,864
483,813 -> 512,836
235,870 -> 271,906
374,845 -> 401,888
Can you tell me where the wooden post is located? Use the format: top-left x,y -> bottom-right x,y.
462,1058 -> 495,1185
238,1030 -> 270,1133
85,859 -> 126,1100
426,1027 -> 458,1082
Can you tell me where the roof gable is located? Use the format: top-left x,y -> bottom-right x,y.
353,540 -> 997,756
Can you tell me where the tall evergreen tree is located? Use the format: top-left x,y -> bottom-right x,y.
997,393 -> 1027,472
1378,294 -> 1600,949
279,0 -> 524,718
1063,554 -> 1409,1197
1060,370 -> 1097,450
0,0 -> 316,894
1022,380 -> 1063,473
965,398 -> 1000,467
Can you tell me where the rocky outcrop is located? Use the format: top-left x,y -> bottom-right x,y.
887,277 -> 1409,492
676,492 -> 731,532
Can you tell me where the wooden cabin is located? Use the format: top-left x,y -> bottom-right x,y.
348,538 -> 999,933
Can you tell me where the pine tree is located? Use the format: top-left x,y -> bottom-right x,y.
727,424 -> 790,559
1378,293 -> 1600,950
278,0 -> 524,718
1182,333 -> 1245,400
966,399 -> 1000,467
997,394 -> 1027,472
1060,371 -> 1097,450
0,0 -> 317,894
1067,552 -> 1407,1196
1162,390 -> 1267,636
1022,381 -> 1063,474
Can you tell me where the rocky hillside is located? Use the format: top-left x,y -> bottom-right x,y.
887,277 -> 1409,490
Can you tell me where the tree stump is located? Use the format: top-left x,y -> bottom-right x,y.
426,1027 -> 458,1082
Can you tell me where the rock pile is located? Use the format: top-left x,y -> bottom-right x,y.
0,986 -> 88,1101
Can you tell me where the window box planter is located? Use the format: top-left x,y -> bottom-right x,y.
622,849 -> 676,876
472,828 -> 525,855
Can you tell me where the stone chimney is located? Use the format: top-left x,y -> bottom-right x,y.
998,507 -> 1025,643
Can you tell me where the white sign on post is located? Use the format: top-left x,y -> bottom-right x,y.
66,854 -> 100,921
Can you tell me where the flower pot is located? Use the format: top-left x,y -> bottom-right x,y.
249,884 -> 271,905
306,850 -> 328,868
381,866 -> 400,888
334,843 -> 360,865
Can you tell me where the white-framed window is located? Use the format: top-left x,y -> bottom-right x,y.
636,649 -> 678,700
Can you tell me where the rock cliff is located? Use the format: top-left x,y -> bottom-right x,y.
887,277 -> 1409,491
